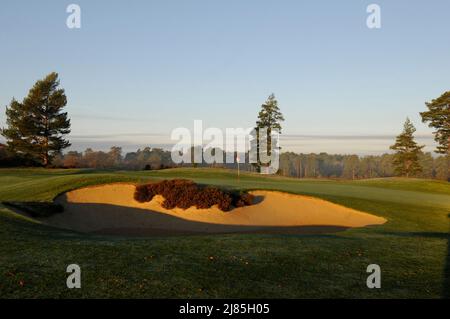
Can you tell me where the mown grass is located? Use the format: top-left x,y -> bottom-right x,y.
0,167 -> 449,298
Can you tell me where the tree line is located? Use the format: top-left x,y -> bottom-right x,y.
278,152 -> 448,180
6,145 -> 442,180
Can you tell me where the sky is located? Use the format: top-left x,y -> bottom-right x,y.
0,0 -> 449,155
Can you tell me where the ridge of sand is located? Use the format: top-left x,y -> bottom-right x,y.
44,183 -> 386,236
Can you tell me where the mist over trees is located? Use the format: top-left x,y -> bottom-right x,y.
2,145 -> 438,180
277,152 -> 446,180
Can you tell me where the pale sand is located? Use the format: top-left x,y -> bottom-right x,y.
44,184 -> 386,236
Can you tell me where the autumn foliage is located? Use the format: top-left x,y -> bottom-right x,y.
134,179 -> 254,212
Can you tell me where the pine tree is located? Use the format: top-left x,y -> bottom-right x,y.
420,91 -> 450,155
254,94 -> 284,171
1,72 -> 71,166
256,94 -> 284,132
420,91 -> 450,180
390,118 -> 424,177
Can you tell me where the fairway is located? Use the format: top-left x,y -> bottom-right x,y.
0,167 -> 449,298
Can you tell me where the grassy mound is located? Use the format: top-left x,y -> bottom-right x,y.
134,179 -> 254,211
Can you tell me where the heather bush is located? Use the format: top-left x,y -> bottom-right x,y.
134,184 -> 150,202
234,192 -> 255,207
134,179 -> 254,211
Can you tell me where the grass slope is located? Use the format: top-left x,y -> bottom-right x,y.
0,168 -> 449,298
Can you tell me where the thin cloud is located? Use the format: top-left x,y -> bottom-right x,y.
282,134 -> 435,140
71,113 -> 158,122
69,132 -> 168,139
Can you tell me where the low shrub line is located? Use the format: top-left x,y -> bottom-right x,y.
134,179 -> 254,211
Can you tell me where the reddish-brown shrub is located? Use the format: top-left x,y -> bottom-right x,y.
237,192 -> 255,207
134,184 -> 150,202
134,179 -> 254,212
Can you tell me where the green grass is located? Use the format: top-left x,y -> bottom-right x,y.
0,167 -> 449,298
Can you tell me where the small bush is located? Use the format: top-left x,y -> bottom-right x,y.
134,184 -> 151,202
134,179 -> 254,212
234,192 -> 255,207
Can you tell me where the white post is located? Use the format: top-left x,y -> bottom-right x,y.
236,154 -> 240,180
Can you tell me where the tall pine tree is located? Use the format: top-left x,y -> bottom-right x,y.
420,91 -> 450,180
253,94 -> 284,172
421,91 -> 450,155
390,118 -> 424,177
256,94 -> 284,132
1,72 -> 71,166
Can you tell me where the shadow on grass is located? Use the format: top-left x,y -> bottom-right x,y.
383,214 -> 450,299
444,214 -> 450,299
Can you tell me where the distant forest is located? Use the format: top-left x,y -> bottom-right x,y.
1,143 -> 447,180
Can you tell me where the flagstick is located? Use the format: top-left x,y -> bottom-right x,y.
237,154 -> 240,182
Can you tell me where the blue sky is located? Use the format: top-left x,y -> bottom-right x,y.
0,0 -> 449,154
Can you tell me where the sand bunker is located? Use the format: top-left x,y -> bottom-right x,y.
43,184 -> 386,236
